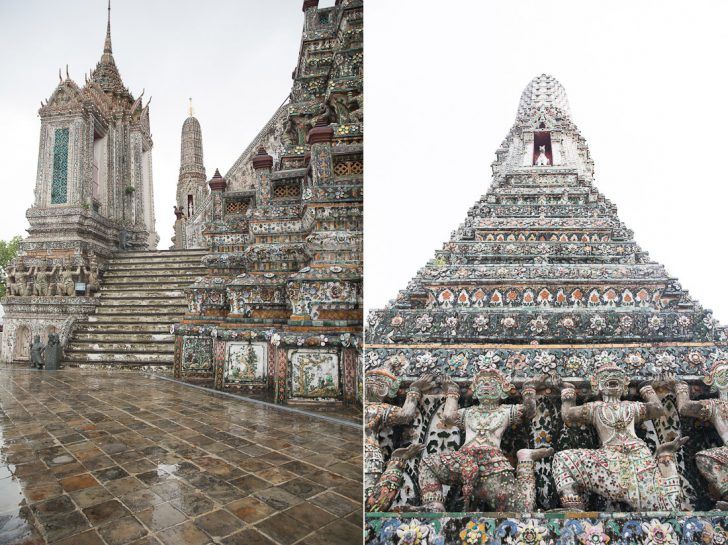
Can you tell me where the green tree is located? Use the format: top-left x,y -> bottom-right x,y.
0,236 -> 22,298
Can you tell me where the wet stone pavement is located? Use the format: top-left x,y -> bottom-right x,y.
0,370 -> 362,545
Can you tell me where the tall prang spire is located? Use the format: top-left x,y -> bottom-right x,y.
89,0 -> 131,99
104,0 -> 113,55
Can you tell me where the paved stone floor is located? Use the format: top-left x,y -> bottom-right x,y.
0,370 -> 362,545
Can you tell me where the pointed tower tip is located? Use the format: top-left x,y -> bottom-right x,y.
104,0 -> 113,55
188,98 -> 194,117
518,74 -> 571,118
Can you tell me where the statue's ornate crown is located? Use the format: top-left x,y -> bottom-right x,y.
473,366 -> 513,391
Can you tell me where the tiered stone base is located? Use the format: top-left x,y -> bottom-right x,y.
365,512 -> 728,544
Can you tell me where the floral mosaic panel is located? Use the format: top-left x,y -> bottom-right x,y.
225,342 -> 267,384
182,336 -> 213,372
365,514 -> 728,545
289,349 -> 340,399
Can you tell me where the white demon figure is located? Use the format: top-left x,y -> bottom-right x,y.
672,359 -> 728,508
552,364 -> 687,511
418,368 -> 553,512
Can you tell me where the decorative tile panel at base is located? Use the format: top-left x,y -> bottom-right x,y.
289,349 -> 341,400
181,336 -> 213,380
365,513 -> 728,545
225,342 -> 267,385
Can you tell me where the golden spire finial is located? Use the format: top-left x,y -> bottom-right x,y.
188,97 -> 194,117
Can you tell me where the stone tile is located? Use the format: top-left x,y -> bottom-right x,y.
104,476 -> 146,496
298,519 -> 361,545
54,529 -> 105,545
169,492 -> 216,517
221,528 -> 277,545
255,512 -> 314,545
120,489 -> 166,513
36,510 -> 91,543
71,486 -> 114,508
83,499 -> 131,526
253,486 -> 304,511
284,501 -> 337,529
149,478 -> 194,501
309,491 -> 359,517
94,466 -> 130,482
156,521 -> 210,545
0,372 -> 361,545
98,515 -> 148,545
226,496 -> 276,523
30,493 -> 75,515
24,482 -> 64,503
256,467 -> 297,485
278,477 -> 326,499
194,509 -> 245,538
136,502 -> 187,531
59,473 -> 99,492
229,474 -> 270,495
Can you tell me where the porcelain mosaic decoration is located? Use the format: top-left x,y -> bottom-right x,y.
172,0 -> 363,407
365,74 -> 728,541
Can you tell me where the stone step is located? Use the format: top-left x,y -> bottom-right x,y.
98,290 -> 185,299
111,250 -> 207,259
105,263 -> 206,272
63,352 -> 174,364
101,284 -> 190,292
71,332 -> 174,343
104,269 -> 204,278
109,254 -> 205,263
75,323 -> 172,334
96,298 -> 186,307
67,342 -> 173,353
103,276 -> 200,285
88,307 -> 184,318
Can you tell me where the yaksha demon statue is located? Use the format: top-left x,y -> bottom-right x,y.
673,360 -> 728,508
364,368 -> 435,512
552,364 -> 687,511
419,369 -> 553,512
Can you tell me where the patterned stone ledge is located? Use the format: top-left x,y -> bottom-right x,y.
365,512 -> 728,544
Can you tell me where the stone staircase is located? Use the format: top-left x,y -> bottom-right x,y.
63,249 -> 207,368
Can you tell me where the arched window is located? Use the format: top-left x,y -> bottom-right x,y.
533,131 -> 553,166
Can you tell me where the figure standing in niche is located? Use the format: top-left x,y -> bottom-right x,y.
552,364 -> 687,511
418,369 -> 553,512
671,362 -> 728,508
30,335 -> 44,369
365,368 -> 435,511
535,144 -> 550,166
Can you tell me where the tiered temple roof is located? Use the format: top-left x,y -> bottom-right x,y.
367,74 -> 727,380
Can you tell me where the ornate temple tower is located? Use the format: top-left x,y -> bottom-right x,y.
1,3 -> 159,362
365,75 -> 728,535
174,0 -> 363,407
172,101 -> 208,249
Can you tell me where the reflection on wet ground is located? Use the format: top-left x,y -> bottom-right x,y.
161,377 -> 362,424
0,370 -> 362,544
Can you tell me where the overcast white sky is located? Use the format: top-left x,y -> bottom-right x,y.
0,0 -> 334,249
365,0 -> 728,325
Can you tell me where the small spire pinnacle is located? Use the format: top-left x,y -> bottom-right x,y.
104,0 -> 113,55
188,97 -> 194,117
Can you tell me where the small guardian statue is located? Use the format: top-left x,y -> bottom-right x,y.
672,361 -> 728,508
30,335 -> 45,369
418,370 -> 553,512
552,364 -> 687,511
44,333 -> 62,370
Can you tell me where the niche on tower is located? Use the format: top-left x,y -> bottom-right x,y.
187,194 -> 194,217
533,130 -> 553,166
